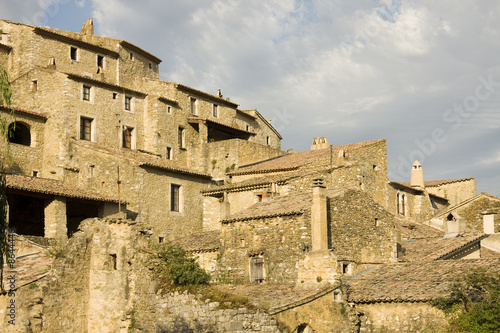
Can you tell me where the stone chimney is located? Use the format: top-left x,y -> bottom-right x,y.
220,192 -> 230,219
483,214 -> 495,234
444,212 -> 466,235
410,160 -> 424,188
81,18 -> 94,37
311,178 -> 328,251
310,137 -> 330,150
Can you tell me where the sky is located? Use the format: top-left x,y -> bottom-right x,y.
1,0 -> 500,196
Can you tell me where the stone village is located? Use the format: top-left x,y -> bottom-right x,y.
0,18 -> 499,332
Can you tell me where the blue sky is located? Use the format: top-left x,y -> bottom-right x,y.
1,0 -> 500,196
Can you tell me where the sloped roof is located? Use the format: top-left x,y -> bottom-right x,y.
0,106 -> 48,120
400,178 -> 474,188
6,174 -> 122,203
345,258 -> 500,303
400,232 -> 486,262
397,217 -> 444,239
222,188 -> 349,223
202,163 -> 356,195
73,139 -> 211,179
3,251 -> 54,289
229,139 -> 385,176
429,192 -> 500,220
171,230 -> 221,252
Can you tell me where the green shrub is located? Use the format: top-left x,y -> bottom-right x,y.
157,244 -> 210,286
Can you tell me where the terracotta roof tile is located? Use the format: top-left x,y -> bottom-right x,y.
3,251 -> 54,289
0,106 -> 48,119
172,230 -> 221,252
6,174 -> 122,203
400,232 -> 486,262
345,258 -> 500,303
222,188 -> 349,223
397,217 -> 444,239
400,178 -> 474,188
229,139 -> 385,175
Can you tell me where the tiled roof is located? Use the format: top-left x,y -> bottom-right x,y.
203,163 -> 356,195
400,178 -> 474,188
229,139 -> 385,176
187,117 -> 256,136
171,230 -> 221,252
345,258 -> 500,303
400,232 -> 486,262
6,174 -> 122,203
0,106 -> 48,120
397,217 -> 444,239
73,139 -> 211,179
429,193 -> 500,220
222,188 -> 349,223
3,251 -> 54,289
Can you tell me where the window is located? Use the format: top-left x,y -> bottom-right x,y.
129,52 -> 134,60
32,171 -> 38,177
89,165 -> 95,177
246,124 -> 250,131
178,127 -> 185,148
97,55 -> 104,70
113,93 -> 117,99
148,62 -> 152,69
83,85 -> 91,101
166,147 -> 172,160
266,136 -> 271,146
167,105 -> 172,114
397,193 -> 406,216
80,117 -> 94,141
122,126 -> 134,149
31,80 -> 38,91
250,257 -> 264,283
213,104 -> 218,117
110,254 -> 117,270
190,97 -> 197,115
170,184 -> 181,212
124,96 -> 132,111
70,47 -> 78,61
8,123 -> 31,146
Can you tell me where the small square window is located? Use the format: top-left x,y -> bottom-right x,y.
70,47 -> 78,61
83,85 -> 91,101
80,117 -> 94,141
213,104 -> 218,117
124,96 -> 132,111
32,171 -> 38,177
171,184 -> 181,212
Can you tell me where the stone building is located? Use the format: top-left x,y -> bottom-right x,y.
0,18 -> 282,241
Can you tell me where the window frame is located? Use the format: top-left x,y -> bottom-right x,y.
124,95 -> 133,112
70,47 -> 78,61
82,85 -> 91,101
79,116 -> 95,142
178,127 -> 185,149
170,184 -> 182,212
190,97 -> 197,115
212,104 -> 218,117
121,125 -> 136,149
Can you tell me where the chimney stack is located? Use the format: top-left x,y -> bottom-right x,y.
410,160 -> 424,188
311,178 -> 328,251
311,137 -> 330,150
81,18 -> 94,37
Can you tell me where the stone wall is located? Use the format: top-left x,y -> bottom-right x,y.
219,213 -> 312,284
427,178 -> 477,206
355,302 -> 448,332
329,190 -> 398,266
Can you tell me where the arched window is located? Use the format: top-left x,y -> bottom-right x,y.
8,122 -> 31,146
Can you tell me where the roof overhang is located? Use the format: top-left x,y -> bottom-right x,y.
65,73 -> 147,98
177,84 -> 239,108
0,43 -> 12,53
188,117 -> 256,138
120,40 -> 162,64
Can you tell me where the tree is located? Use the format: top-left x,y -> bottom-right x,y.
431,267 -> 500,332
0,64 -> 13,293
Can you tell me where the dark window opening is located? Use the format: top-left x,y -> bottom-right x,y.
113,93 -> 117,99
166,147 -> 172,160
148,62 -> 152,69
110,254 -> 117,270
67,200 -> 100,237
32,171 -> 38,177
178,127 -> 185,148
129,53 -> 134,60
97,55 -> 104,68
80,117 -> 93,141
70,47 -> 78,60
171,184 -> 181,212
32,80 -> 38,91
342,263 -> 349,274
7,194 -> 44,236
447,213 -> 454,221
8,122 -> 31,146
159,237 -> 164,244
213,104 -> 218,117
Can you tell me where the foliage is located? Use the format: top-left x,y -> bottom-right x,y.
431,268 -> 500,332
156,243 -> 211,287
0,65 -> 12,294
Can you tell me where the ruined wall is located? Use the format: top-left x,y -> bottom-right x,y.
329,190 -> 398,265
355,302 -> 448,332
219,213 -> 311,284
